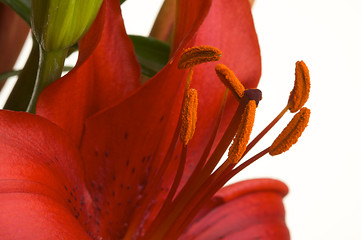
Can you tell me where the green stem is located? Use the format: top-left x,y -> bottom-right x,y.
26,46 -> 68,113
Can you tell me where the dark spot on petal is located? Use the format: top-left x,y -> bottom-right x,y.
126,159 -> 129,166
64,185 -> 68,191
127,185 -> 130,190
160,115 -> 164,122
124,132 -> 128,139
68,199 -> 71,203
112,191 -> 115,197
132,167 -> 135,173
141,157 -> 146,163
105,151 -> 109,157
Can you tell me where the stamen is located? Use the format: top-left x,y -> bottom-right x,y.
288,61 -> 310,113
180,89 -> 198,145
269,107 -> 310,156
178,46 -> 222,69
215,64 -> 245,100
228,100 -> 256,163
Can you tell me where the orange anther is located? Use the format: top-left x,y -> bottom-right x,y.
178,46 -> 222,69
228,100 -> 256,163
270,107 -> 310,156
215,64 -> 245,100
180,89 -> 198,145
288,61 -> 311,113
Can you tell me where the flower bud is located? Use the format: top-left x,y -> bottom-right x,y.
31,0 -> 103,51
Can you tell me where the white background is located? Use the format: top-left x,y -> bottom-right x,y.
4,0 -> 361,239
123,0 -> 361,239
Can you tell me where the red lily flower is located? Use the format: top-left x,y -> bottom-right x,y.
0,0 -> 293,239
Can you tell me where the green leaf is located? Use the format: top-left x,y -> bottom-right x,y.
119,0 -> 126,4
0,0 -> 31,25
129,35 -> 170,78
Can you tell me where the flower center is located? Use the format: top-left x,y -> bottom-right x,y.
123,46 -> 311,240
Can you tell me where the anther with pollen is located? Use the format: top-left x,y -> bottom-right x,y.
180,88 -> 198,145
288,60 -> 310,113
228,100 -> 256,163
178,46 -> 222,70
215,64 -> 245,100
270,107 -> 310,155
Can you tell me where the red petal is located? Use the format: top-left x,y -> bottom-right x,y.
80,53 -> 187,238
37,0 -> 141,145
0,111 -> 95,239
173,0 -> 261,89
180,179 -> 290,240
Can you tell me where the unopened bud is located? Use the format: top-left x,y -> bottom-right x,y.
31,0 -> 103,51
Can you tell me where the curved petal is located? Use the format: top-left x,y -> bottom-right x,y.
37,0 -> 141,145
79,0 -> 261,237
180,179 -> 290,240
0,111 -> 95,239
80,50 -> 187,238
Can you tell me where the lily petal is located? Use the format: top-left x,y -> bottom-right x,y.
0,111 -> 94,239
80,51 -> 187,238
37,0 -> 141,145
180,179 -> 290,240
